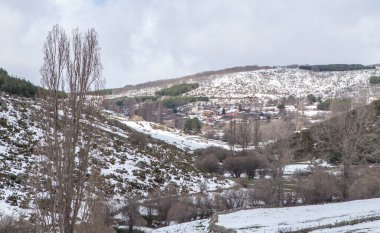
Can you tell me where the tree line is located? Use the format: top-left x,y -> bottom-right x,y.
0,68 -> 38,97
299,64 -> 375,72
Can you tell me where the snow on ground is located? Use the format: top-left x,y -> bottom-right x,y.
284,163 -> 311,175
150,219 -> 209,233
112,115 -> 230,151
216,198 -> 380,233
310,220 -> 380,233
284,160 -> 335,175
142,198 -> 380,233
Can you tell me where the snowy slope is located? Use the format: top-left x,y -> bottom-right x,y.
153,198 -> 380,233
0,95 -> 233,217
112,115 -> 230,151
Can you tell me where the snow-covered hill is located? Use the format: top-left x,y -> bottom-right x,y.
0,95 -> 232,217
114,68 -> 380,104
187,68 -> 379,101
153,198 -> 380,233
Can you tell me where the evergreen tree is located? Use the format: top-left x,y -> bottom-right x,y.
183,118 -> 202,135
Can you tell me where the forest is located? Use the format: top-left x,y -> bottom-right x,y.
0,68 -> 38,98
299,64 -> 375,72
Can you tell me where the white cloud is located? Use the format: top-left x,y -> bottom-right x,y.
0,0 -> 380,88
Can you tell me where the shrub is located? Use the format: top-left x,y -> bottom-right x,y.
193,146 -> 231,162
317,99 -> 332,110
129,131 -> 149,147
194,154 -> 220,174
307,94 -> 317,104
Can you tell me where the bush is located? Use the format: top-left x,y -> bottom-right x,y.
193,146 -> 231,162
307,94 -> 317,104
317,99 -> 332,110
129,131 -> 149,147
194,154 -> 220,174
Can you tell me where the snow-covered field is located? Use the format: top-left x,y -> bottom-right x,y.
152,198 -> 380,233
217,198 -> 380,232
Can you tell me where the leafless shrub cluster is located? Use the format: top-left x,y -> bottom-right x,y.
293,167 -> 342,204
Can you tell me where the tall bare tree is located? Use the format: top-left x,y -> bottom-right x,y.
35,24 -> 104,233
252,118 -> 261,147
224,120 -> 237,152
261,119 -> 293,206
236,117 -> 251,153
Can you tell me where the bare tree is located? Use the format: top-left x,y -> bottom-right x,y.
149,187 -> 178,226
252,119 -> 261,147
236,117 -> 251,153
122,197 -> 141,233
223,120 -> 237,152
261,119 -> 293,206
223,156 -> 245,178
242,151 -> 268,179
312,105 -> 377,200
35,24 -> 104,233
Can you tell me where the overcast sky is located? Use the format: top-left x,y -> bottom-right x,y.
1,0 -> 380,88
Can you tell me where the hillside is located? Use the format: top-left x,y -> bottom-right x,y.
113,67 -> 380,105
0,94 -> 232,217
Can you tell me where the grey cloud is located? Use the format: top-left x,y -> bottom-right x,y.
0,0 -> 379,88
